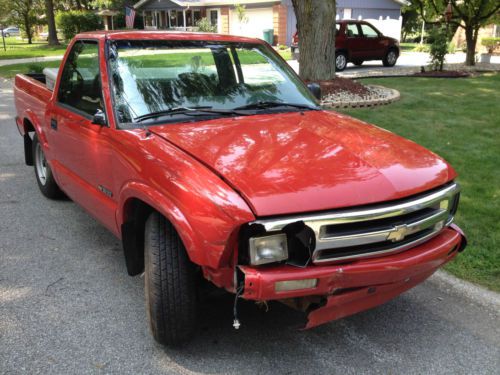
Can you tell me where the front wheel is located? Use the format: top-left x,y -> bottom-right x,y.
383,49 -> 398,67
33,134 -> 63,199
335,52 -> 348,72
144,212 -> 198,346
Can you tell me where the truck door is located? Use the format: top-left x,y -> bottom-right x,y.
358,23 -> 386,59
46,39 -> 118,234
345,23 -> 364,60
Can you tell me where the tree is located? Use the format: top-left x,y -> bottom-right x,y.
413,0 -> 500,65
7,0 -> 40,44
291,0 -> 336,81
45,0 -> 59,45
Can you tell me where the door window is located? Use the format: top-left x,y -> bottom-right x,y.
360,24 -> 379,38
346,24 -> 360,37
58,40 -> 103,117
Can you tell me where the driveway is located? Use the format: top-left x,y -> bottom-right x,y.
0,78 -> 499,374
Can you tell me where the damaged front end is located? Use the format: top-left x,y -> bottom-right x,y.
231,183 -> 466,329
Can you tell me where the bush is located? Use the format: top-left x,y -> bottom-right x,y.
27,64 -> 44,74
429,25 -> 449,71
56,11 -> 102,41
195,17 -> 216,33
481,37 -> 500,54
413,44 -> 430,52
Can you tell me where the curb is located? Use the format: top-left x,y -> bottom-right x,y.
429,270 -> 500,313
321,84 -> 400,109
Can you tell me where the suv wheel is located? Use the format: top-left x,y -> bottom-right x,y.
144,212 -> 198,346
335,52 -> 348,71
33,134 -> 63,199
383,49 -> 398,67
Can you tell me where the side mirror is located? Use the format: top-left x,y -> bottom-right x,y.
92,109 -> 107,126
307,82 -> 321,100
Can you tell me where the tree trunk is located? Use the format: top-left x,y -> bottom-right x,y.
292,0 -> 336,81
45,0 -> 59,45
23,13 -> 32,44
464,25 -> 477,66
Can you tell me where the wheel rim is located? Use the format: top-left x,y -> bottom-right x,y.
388,51 -> 397,65
336,54 -> 347,70
35,142 -> 48,186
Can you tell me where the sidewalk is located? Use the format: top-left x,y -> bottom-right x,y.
0,55 -> 64,67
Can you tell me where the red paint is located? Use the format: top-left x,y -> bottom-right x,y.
292,20 -> 399,65
14,31 -> 465,329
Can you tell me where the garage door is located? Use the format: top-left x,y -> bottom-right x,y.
229,7 -> 274,39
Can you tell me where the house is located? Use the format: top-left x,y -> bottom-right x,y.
133,0 -> 409,45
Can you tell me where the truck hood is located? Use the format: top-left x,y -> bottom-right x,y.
150,110 -> 455,216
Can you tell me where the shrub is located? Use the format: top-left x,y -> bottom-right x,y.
27,64 -> 44,73
195,17 -> 216,33
481,37 -> 500,54
413,44 -> 430,52
56,11 -> 102,41
429,25 -> 449,71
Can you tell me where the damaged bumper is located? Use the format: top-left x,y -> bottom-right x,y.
239,226 -> 466,329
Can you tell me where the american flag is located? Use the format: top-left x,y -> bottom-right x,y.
125,6 -> 136,29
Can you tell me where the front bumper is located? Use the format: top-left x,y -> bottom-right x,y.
239,225 -> 466,328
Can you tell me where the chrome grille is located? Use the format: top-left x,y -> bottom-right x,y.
252,183 -> 460,264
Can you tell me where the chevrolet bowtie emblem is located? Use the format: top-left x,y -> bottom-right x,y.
387,224 -> 409,242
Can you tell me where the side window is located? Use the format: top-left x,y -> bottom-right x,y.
346,24 -> 360,37
360,24 -> 379,38
58,40 -> 103,117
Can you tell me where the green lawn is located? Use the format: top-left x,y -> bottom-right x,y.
339,74 -> 500,292
0,37 -> 67,60
0,49 -> 292,78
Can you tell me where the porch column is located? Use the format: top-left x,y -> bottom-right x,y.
143,11 -> 145,29
183,10 -> 186,30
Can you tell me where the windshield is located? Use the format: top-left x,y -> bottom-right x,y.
107,40 -> 318,126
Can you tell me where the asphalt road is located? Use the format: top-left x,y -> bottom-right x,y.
1,78 -> 499,375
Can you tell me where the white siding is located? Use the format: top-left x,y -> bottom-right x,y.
229,7 -> 273,39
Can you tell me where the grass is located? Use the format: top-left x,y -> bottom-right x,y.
0,49 -> 292,78
339,73 -> 500,292
400,42 -> 430,52
0,37 -> 67,60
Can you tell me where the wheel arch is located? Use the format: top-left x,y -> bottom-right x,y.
118,183 -> 198,276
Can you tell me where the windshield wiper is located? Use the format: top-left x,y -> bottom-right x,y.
233,101 -> 318,111
133,106 -> 250,123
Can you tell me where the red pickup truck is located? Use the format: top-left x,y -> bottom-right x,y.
14,31 -> 466,346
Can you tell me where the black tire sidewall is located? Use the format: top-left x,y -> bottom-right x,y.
144,212 -> 198,346
336,52 -> 347,71
32,134 -> 62,199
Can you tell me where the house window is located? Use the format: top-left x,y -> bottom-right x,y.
343,8 -> 352,20
193,10 -> 202,24
144,11 -> 153,27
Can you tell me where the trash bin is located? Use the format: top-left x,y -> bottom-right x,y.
262,29 -> 274,44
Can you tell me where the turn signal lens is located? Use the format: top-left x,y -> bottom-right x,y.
275,279 -> 318,292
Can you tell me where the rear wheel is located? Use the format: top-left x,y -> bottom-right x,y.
33,134 -> 63,199
144,212 -> 198,346
383,49 -> 398,67
335,52 -> 348,71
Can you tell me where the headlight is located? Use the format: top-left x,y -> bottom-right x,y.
249,233 -> 288,265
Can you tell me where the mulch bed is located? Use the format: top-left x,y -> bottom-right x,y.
412,70 -> 471,78
315,77 -> 370,96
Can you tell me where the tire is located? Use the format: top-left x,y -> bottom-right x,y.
335,51 -> 348,72
291,46 -> 296,53
4,33 -> 10,38
144,212 -> 198,346
33,134 -> 63,199
383,49 -> 398,67
353,60 -> 363,66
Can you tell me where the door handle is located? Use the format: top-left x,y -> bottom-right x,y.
50,118 -> 58,130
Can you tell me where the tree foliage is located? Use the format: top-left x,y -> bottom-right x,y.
55,10 -> 101,40
412,0 -> 500,65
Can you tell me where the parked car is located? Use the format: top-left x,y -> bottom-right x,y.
291,20 -> 400,71
14,31 -> 466,346
2,26 -> 20,37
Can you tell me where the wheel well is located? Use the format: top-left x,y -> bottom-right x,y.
121,198 -> 155,276
23,119 -> 35,166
